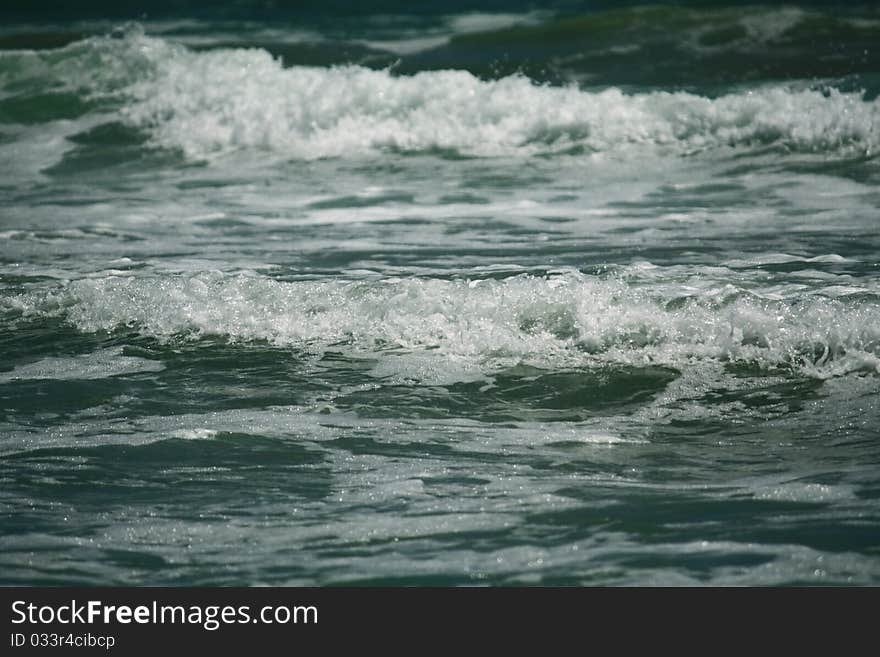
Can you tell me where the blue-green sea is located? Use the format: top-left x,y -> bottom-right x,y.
1,1 -> 879,585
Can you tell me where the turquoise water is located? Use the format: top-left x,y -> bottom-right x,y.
1,1 -> 879,585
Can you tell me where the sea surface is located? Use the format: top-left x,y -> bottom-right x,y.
1,1 -> 879,585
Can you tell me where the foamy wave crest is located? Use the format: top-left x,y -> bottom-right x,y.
106,33 -> 880,159
7,271 -> 880,380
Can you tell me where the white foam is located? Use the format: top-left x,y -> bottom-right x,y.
7,270 -> 880,382
105,34 -> 880,160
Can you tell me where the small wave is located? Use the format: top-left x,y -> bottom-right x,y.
6,270 -> 880,381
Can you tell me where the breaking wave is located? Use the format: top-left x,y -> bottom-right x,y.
2,31 -> 878,161
5,270 -> 880,380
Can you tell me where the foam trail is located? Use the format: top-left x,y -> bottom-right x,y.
0,346 -> 164,381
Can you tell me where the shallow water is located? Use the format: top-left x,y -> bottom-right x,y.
1,1 -> 879,585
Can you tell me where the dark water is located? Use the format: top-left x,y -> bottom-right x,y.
1,1 -> 879,585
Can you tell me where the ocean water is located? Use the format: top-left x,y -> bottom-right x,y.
1,1 -> 879,585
